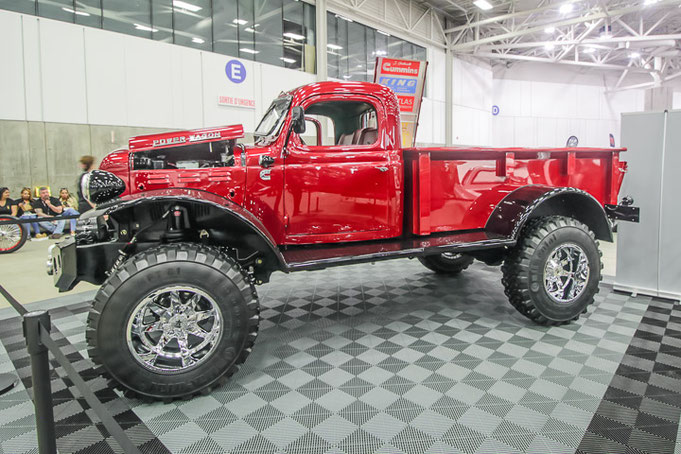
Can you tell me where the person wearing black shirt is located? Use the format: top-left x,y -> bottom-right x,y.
77,155 -> 96,213
34,187 -> 78,239
0,187 -> 17,217
16,187 -> 43,238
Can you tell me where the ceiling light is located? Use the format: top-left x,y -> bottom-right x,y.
280,57 -> 296,64
474,0 -> 494,10
244,27 -> 256,33
283,32 -> 305,40
559,3 -> 574,13
192,37 -> 204,44
233,19 -> 248,25
62,7 -> 90,16
373,50 -> 387,56
544,26 -> 556,33
327,43 -> 343,50
134,23 -> 158,32
377,30 -> 391,36
644,0 -> 659,4
240,48 -> 259,54
583,46 -> 596,53
343,75 -> 352,79
629,52 -> 641,58
335,14 -> 354,22
173,1 -> 201,12
544,43 -> 555,50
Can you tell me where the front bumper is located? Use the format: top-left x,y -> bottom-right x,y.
605,204 -> 640,223
47,237 -> 78,292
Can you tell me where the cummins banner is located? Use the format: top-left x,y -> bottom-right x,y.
374,57 -> 428,147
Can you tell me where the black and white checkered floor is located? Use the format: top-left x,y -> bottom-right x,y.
0,259 -> 679,454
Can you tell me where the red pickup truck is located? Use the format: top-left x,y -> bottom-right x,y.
49,80 -> 637,401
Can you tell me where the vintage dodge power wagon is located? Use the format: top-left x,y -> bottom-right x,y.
48,81 -> 637,400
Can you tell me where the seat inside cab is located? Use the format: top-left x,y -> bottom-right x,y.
304,100 -> 378,146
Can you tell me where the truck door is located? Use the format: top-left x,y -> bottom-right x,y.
283,94 -> 402,244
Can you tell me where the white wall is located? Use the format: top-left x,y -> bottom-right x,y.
490,64 -> 645,148
0,10 -> 315,132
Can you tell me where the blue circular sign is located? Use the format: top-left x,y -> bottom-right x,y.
492,105 -> 500,116
225,60 -> 246,84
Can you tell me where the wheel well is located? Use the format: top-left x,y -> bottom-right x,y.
527,193 -> 612,242
106,199 -> 284,283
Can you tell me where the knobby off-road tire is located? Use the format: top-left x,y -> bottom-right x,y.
502,216 -> 602,325
419,252 -> 474,275
0,216 -> 28,254
86,243 -> 259,401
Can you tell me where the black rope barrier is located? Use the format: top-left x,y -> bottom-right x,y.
0,284 -> 142,454
0,215 -> 81,226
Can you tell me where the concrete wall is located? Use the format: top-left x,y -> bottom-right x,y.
0,121 -> 169,195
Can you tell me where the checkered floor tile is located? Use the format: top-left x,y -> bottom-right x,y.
0,259 -> 679,454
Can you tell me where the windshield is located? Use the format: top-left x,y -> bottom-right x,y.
254,95 -> 292,141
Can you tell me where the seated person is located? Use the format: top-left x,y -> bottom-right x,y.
0,187 -> 17,217
34,187 -> 78,239
58,188 -> 79,234
16,187 -> 43,238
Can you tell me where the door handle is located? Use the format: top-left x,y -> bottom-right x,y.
375,166 -> 389,172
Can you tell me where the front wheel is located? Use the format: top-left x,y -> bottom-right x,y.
86,243 -> 259,401
502,216 -> 602,325
0,216 -> 27,254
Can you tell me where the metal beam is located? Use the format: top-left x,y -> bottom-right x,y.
450,0 -> 681,50
444,0 -> 587,34
474,51 -> 655,72
316,0 -> 328,81
474,33 -> 681,51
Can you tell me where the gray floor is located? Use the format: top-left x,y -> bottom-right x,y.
1,258 -> 678,454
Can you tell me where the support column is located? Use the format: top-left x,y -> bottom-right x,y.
315,0 -> 328,82
445,49 -> 453,146
644,86 -> 673,111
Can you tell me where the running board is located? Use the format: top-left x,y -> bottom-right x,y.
281,230 -> 514,271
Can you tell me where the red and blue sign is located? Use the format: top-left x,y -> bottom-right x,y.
225,59 -> 246,84
378,76 -> 417,94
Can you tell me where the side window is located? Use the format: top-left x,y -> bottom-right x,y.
132,141 -> 234,170
302,100 -> 379,147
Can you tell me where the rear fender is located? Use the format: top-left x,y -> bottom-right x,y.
486,185 -> 613,242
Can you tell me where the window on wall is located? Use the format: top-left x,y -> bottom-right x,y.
103,0 -> 153,39
282,0 -> 315,73
172,0 -> 211,50
326,12 -> 426,82
3,0 -> 317,75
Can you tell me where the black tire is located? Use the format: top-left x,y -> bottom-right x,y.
502,216 -> 602,325
0,216 -> 28,254
86,243 -> 259,401
419,252 -> 474,275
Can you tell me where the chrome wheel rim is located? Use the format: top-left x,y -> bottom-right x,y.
0,223 -> 22,251
543,243 -> 590,303
126,286 -> 223,372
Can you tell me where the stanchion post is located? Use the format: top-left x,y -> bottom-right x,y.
23,310 -> 57,454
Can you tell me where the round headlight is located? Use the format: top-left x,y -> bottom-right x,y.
81,170 -> 126,205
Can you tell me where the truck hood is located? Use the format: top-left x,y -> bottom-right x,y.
128,124 -> 244,150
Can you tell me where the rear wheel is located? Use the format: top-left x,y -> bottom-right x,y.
419,252 -> 474,275
502,216 -> 601,325
86,243 -> 259,401
0,216 -> 27,254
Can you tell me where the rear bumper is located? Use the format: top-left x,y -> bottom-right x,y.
605,204 -> 640,223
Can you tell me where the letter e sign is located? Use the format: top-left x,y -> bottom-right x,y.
226,60 -> 246,84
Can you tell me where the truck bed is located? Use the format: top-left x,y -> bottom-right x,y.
403,146 -> 626,236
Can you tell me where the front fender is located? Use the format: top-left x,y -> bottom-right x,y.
87,188 -> 286,270
485,185 -> 613,242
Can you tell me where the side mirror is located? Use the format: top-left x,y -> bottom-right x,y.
291,106 -> 306,134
